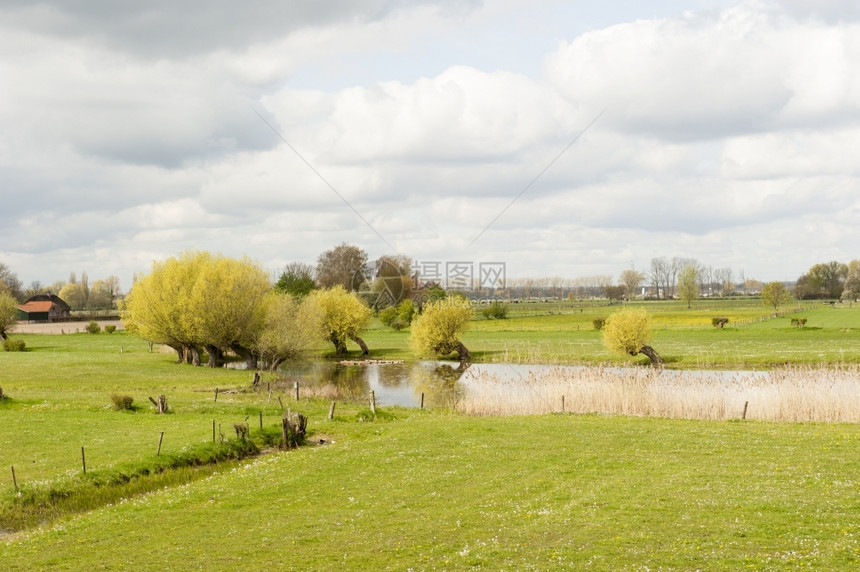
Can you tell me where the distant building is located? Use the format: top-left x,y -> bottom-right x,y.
17,294 -> 72,322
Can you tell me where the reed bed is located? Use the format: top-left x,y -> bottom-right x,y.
458,365 -> 860,422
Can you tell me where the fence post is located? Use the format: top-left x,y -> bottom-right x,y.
742,401 -> 749,420
81,447 -> 87,474
561,395 -> 565,414
370,390 -> 376,415
214,388 -> 219,402
294,382 -> 300,401
212,419 -> 216,443
259,410 -> 263,431
11,466 -> 18,491
157,431 -> 164,455
328,400 -> 336,420
420,392 -> 425,410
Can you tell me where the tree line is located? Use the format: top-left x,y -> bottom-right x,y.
120,245 -> 473,369
0,262 -> 123,311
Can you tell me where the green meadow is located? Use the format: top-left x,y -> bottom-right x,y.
2,300 -> 860,570
366,299 -> 860,367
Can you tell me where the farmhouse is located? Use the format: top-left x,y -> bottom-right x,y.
17,294 -> 72,322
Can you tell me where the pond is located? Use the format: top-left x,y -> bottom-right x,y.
275,360 -> 768,408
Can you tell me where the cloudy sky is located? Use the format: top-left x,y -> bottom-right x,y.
2,0 -> 859,291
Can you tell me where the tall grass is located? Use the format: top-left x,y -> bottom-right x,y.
458,365 -> 860,422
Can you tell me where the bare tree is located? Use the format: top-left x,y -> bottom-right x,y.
650,257 -> 668,299
0,263 -> 24,302
714,267 -> 734,297
316,243 -> 369,292
619,269 -> 645,299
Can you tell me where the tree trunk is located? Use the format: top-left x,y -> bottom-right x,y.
330,333 -> 347,355
639,345 -> 664,365
456,341 -> 471,363
269,357 -> 285,372
189,346 -> 201,366
205,345 -> 223,368
281,410 -> 308,448
0,331 -> 7,341
231,343 -> 257,370
350,335 -> 370,356
168,344 -> 184,363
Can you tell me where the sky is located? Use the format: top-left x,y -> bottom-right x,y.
2,0 -> 860,292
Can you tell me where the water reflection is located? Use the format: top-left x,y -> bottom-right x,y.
276,360 -> 769,408
276,360 -> 468,407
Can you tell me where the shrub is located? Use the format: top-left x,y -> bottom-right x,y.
791,318 -> 808,328
602,308 -> 663,364
85,321 -> 101,334
3,338 -> 26,352
379,299 -> 415,329
409,299 -> 472,361
104,325 -> 117,334
481,301 -> 508,320
712,317 -> 729,328
593,317 -> 606,331
378,305 -> 398,326
110,394 -> 134,411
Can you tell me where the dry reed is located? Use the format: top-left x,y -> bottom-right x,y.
458,365 -> 860,422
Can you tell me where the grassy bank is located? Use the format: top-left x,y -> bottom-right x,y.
2,314 -> 860,569
4,412 -> 860,569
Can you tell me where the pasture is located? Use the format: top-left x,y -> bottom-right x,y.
365,299 -> 860,367
2,300 -> 860,569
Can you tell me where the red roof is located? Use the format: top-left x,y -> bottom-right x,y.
18,301 -> 54,313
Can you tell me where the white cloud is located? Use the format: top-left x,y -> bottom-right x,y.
2,0 -> 860,287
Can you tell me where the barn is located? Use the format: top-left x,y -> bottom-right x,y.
17,294 -> 72,322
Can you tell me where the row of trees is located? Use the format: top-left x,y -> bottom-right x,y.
276,244 -> 413,309
122,249 -> 477,368
122,251 -> 381,369
58,272 -> 123,311
794,260 -> 860,301
0,262 -> 123,310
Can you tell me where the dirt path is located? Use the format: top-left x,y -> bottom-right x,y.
11,320 -> 124,335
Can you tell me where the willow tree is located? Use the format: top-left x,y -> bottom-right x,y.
310,286 -> 372,355
409,298 -> 472,363
123,251 -> 270,367
123,251 -> 206,363
677,264 -> 700,309
256,293 -> 326,370
761,281 -> 790,312
602,308 -> 663,365
0,292 -> 18,341
187,255 -> 270,367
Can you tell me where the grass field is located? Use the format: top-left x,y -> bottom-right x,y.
2,301 -> 860,569
4,407 -> 860,569
362,300 -> 860,367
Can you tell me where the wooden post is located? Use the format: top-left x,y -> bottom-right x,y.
259,410 -> 263,431
742,401 -> 749,420
370,390 -> 376,415
561,395 -> 565,414
267,382 -> 271,402
294,381 -> 300,401
11,466 -> 18,491
420,392 -> 425,410
278,396 -> 284,411
328,400 -> 336,420
157,431 -> 164,455
212,419 -> 216,443
81,446 -> 87,474
214,387 -> 219,402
